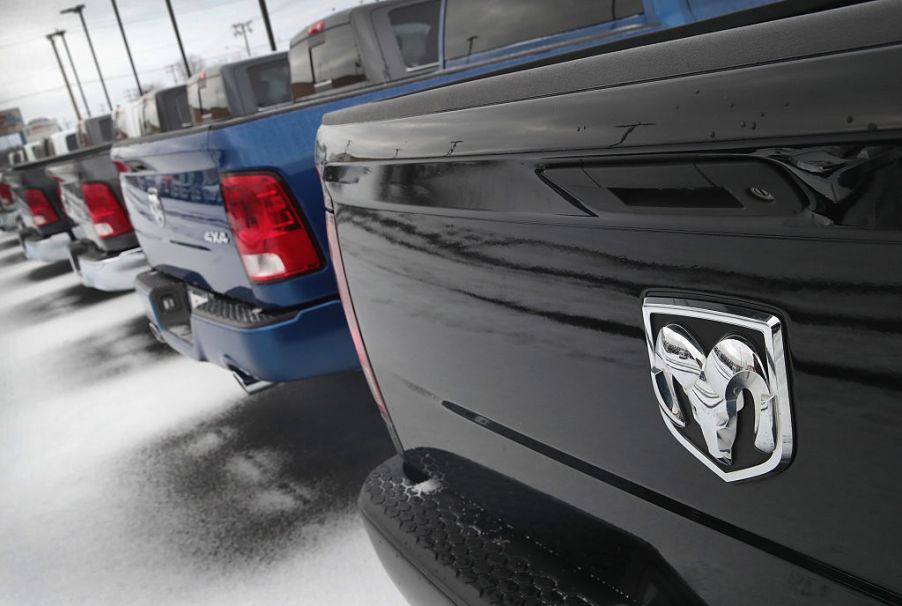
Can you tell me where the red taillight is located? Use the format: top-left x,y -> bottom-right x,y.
0,183 -> 11,206
221,172 -> 323,282
308,19 -> 325,35
82,182 -> 133,238
24,188 -> 60,227
326,211 -> 400,448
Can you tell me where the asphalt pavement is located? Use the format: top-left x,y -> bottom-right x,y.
0,231 -> 404,605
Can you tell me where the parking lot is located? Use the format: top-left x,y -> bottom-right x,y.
0,232 -> 403,605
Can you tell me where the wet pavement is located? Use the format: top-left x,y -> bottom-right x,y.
0,232 -> 404,605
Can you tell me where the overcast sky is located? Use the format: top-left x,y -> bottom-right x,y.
0,0 -> 363,130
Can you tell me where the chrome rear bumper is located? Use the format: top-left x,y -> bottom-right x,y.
0,209 -> 19,232
21,230 -> 71,263
70,244 -> 148,292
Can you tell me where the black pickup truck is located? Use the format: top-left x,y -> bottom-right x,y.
318,1 -> 902,604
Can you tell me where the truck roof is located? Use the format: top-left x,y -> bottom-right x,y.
288,7 -> 354,47
188,51 -> 287,83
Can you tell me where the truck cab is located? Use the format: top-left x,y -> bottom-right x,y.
77,115 -> 115,148
48,129 -> 79,157
187,52 -> 291,124
139,85 -> 191,136
113,100 -> 144,141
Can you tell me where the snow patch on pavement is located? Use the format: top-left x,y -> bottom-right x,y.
410,477 -> 443,496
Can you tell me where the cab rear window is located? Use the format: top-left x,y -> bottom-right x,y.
289,39 -> 314,100
311,25 -> 366,86
444,0 -> 644,60
389,0 -> 440,68
97,115 -> 114,143
159,86 -> 192,132
247,58 -> 291,109
289,23 -> 366,101
189,73 -> 230,124
142,96 -> 160,135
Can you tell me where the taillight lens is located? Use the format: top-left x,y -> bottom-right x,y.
326,211 -> 401,450
24,188 -> 60,227
0,183 -> 11,206
221,172 -> 322,282
82,182 -> 133,238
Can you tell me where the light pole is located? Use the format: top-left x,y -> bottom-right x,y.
47,32 -> 82,121
110,0 -> 142,95
258,0 -> 276,52
232,20 -> 253,57
164,0 -> 191,79
57,29 -> 92,118
61,4 -> 112,112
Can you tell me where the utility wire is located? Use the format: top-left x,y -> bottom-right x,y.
0,44 -> 272,106
0,0 -> 252,50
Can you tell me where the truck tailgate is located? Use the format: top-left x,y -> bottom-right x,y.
320,1 -> 902,601
49,145 -> 137,254
115,130 -> 252,300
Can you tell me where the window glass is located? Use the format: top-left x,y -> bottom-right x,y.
389,1 -> 440,68
288,39 -> 314,100
142,95 -> 160,135
175,89 -> 192,129
97,115 -> 114,143
114,108 -> 129,140
248,58 -> 291,109
189,73 -> 230,124
311,24 -> 366,88
159,87 -> 191,131
65,133 -> 78,151
444,0 -> 643,60
77,121 -> 90,147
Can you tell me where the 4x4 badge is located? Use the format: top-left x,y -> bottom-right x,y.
642,297 -> 793,482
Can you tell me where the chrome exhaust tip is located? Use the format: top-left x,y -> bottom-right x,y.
231,368 -> 275,395
147,322 -> 166,344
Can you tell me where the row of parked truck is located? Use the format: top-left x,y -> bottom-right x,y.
4,0 -> 900,604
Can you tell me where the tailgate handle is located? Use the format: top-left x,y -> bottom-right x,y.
543,161 -> 804,216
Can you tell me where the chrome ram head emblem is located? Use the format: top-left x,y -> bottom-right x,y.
147,187 -> 165,228
643,297 -> 793,482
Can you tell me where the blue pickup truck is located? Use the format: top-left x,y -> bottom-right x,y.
113,0 -> 783,392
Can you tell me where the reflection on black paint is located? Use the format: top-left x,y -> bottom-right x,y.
324,136 -> 902,600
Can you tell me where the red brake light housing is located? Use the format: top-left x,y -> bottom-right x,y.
308,19 -> 325,35
0,183 -> 12,206
221,172 -> 323,283
82,182 -> 133,238
24,188 -> 60,227
326,211 -> 401,451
